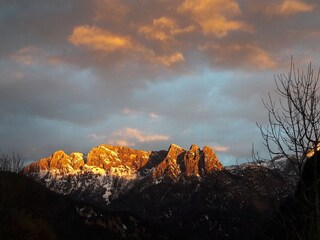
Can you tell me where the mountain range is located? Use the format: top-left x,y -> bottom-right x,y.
22,144 -> 223,205
18,143 -> 300,239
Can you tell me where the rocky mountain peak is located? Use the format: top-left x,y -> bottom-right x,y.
184,144 -> 201,176
87,145 -> 121,171
21,143 -> 225,210
48,150 -> 85,171
168,143 -> 184,150
23,144 -> 223,180
86,144 -> 151,171
152,144 -> 186,179
69,152 -> 85,170
22,150 -> 85,174
202,146 -> 223,173
167,143 -> 185,157
189,144 -> 200,151
152,144 -> 223,180
103,145 -> 151,170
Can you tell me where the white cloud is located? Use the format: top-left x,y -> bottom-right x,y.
88,133 -> 107,141
212,145 -> 230,153
108,139 -> 134,147
149,112 -> 159,121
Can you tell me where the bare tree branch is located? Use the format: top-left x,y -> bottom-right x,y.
257,59 -> 320,175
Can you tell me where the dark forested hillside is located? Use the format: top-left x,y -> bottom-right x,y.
0,171 -> 166,240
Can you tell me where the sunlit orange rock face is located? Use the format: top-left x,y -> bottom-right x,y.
69,152 -> 85,170
23,144 -> 223,180
202,146 -> 224,173
153,144 -> 224,179
108,145 -> 151,170
153,144 -> 185,179
22,150 -> 84,173
184,144 -> 201,176
86,144 -> 150,171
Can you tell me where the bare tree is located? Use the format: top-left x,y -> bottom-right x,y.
0,151 -> 25,173
257,59 -> 320,175
257,59 -> 320,239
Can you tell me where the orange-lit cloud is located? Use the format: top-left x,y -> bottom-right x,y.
11,46 -> 44,65
11,47 -> 35,65
69,25 -> 133,52
201,43 -> 276,69
155,52 -> 185,66
94,0 -> 129,23
178,0 -> 253,37
68,1 -> 300,69
69,24 -> 185,67
11,46 -> 63,66
139,16 -> 194,42
269,0 -> 315,15
112,127 -> 170,143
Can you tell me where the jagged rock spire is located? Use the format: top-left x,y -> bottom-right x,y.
152,144 -> 223,180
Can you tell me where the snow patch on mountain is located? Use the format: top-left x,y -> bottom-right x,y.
103,178 -> 113,204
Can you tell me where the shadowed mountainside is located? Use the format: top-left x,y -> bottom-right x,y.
0,171 -> 168,240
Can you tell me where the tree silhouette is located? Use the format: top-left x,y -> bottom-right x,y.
258,59 -> 320,239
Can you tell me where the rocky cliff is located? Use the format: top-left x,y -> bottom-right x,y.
23,143 -> 223,180
152,144 -> 223,179
22,150 -> 85,173
87,145 -> 151,171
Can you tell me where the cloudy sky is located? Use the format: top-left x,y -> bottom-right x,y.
1,0 -> 320,165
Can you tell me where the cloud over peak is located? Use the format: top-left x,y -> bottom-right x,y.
113,127 -> 170,143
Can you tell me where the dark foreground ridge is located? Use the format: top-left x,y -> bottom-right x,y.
0,171 -> 166,240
